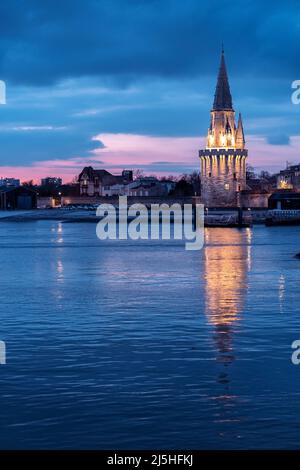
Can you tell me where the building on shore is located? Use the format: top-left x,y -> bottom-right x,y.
41,177 -> 62,187
37,196 -> 56,209
0,177 -> 20,188
78,168 -> 175,198
199,50 -> 247,207
126,177 -> 173,197
0,186 -> 37,210
277,164 -> 300,191
240,188 -> 270,209
269,192 -> 300,210
78,167 -> 133,196
239,176 -> 274,209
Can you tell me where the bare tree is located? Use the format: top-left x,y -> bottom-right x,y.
246,164 -> 256,180
22,180 -> 34,187
133,169 -> 144,180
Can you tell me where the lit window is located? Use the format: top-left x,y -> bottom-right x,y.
224,184 -> 229,190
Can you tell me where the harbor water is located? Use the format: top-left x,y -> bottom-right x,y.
0,221 -> 299,449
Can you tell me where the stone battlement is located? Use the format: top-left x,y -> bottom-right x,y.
199,148 -> 248,158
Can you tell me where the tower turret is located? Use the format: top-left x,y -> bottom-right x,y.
235,113 -> 245,149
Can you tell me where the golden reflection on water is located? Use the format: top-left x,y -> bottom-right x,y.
203,228 -> 251,427
204,228 -> 251,364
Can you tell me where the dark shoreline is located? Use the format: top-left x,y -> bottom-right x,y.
1,208 -> 300,227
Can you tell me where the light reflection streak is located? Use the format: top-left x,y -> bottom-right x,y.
202,228 -> 251,431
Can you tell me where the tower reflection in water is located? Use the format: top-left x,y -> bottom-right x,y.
203,228 -> 251,371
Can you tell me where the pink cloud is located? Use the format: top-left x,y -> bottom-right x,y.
247,135 -> 300,171
0,133 -> 299,183
90,133 -> 202,167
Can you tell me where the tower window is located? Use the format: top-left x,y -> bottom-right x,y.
224,183 -> 229,190
208,172 -> 212,177
233,172 -> 237,180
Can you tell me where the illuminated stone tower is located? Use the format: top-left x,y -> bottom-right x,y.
199,50 -> 247,207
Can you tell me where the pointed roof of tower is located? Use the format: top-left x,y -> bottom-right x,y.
212,49 -> 233,111
235,113 -> 245,147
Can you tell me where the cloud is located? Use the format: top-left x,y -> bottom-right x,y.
267,134 -> 291,146
1,132 -> 300,182
247,135 -> 300,172
0,1 -> 299,86
0,1 -> 299,176
3,125 -> 68,132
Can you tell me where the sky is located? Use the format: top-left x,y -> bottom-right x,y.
0,0 -> 300,183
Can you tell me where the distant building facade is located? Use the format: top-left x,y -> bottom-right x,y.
0,186 -> 37,210
277,164 -> 300,190
0,177 -> 20,188
126,177 -> 172,197
269,192 -> 300,210
41,177 -> 62,186
240,189 -> 270,209
78,167 -> 133,196
37,197 -> 56,209
77,168 -> 175,197
238,176 -> 274,209
199,50 -> 247,207
102,176 -> 174,197
102,183 -> 127,197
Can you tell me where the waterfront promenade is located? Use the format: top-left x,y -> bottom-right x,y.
0,207 -> 268,224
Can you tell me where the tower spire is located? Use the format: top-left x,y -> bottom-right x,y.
212,49 -> 233,111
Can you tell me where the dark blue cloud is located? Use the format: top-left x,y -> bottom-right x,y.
267,135 -> 291,146
0,0 -> 299,86
0,0 -> 299,175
